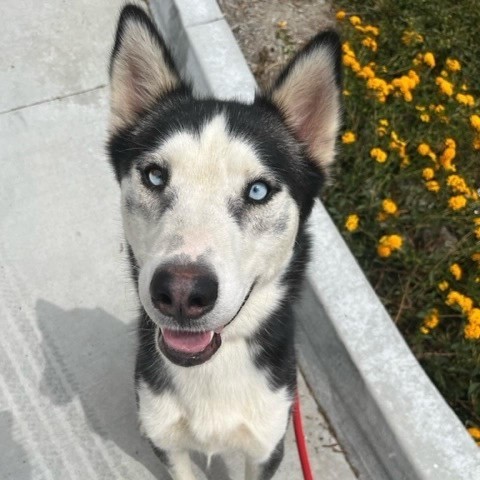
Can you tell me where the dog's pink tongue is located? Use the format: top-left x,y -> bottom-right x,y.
162,329 -> 214,353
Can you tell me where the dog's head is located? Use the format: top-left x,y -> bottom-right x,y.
108,5 -> 341,367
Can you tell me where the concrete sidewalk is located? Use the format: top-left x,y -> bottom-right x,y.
0,1 -> 356,479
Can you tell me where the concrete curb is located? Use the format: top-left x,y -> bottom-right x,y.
149,1 -> 480,478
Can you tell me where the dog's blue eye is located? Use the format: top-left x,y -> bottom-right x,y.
147,169 -> 164,187
248,181 -> 269,202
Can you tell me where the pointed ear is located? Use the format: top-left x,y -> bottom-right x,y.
268,31 -> 342,174
109,5 -> 185,131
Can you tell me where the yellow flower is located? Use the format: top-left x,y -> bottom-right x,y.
376,119 -> 389,136
417,143 -> 436,161
417,143 -> 430,156
342,131 -> 356,144
471,253 -> 480,263
422,168 -> 435,180
465,309 -> 480,340
436,77 -> 454,96
420,113 -> 430,122
446,290 -> 473,314
358,65 -> 376,79
465,323 -> 480,340
379,234 -> 403,251
343,54 -> 361,73
391,71 -> 419,102
345,214 -> 359,232
447,175 -> 469,194
277,20 -> 288,29
449,263 -> 462,280
475,219 -> 480,238
366,77 -> 393,102
470,114 -> 480,131
402,30 -> 424,45
382,199 -> 398,215
364,25 -> 380,36
438,281 -> 449,291
342,42 -> 355,57
469,309 -> 480,324
445,138 -> 456,149
356,25 -> 378,35
336,10 -> 346,21
439,141 -> 456,171
413,53 -> 423,66
434,104 -> 445,113
446,58 -> 461,72
362,37 -> 378,52
448,195 -> 467,210
468,427 -> 480,441
377,245 -> 391,258
456,93 -> 475,107
473,137 -> 480,150
423,309 -> 440,330
350,15 -> 361,26
389,131 -> 407,161
423,52 -> 436,68
425,180 -> 440,193
370,147 -> 388,163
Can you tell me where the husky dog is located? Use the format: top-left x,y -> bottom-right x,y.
107,5 -> 341,479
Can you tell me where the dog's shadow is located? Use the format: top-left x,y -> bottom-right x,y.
0,410 -> 32,479
36,299 -> 232,480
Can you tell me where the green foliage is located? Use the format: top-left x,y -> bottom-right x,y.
324,2 -> 480,434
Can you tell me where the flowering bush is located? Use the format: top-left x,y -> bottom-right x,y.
323,5 -> 480,441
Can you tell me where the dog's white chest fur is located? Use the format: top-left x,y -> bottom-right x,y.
137,339 -> 291,462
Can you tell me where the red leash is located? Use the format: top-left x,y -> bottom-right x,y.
293,390 -> 314,480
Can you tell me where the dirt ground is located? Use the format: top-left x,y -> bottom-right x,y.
218,0 -> 335,89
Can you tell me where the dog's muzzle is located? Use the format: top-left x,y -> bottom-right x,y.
150,262 -> 221,366
150,262 -> 254,367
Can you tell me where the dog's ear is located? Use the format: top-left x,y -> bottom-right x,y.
109,5 -> 185,131
268,31 -> 342,174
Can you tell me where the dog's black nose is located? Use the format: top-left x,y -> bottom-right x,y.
150,264 -> 218,320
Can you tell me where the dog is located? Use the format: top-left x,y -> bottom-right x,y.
107,5 -> 341,479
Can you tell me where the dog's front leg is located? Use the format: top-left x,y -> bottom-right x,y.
150,442 -> 196,480
245,437 -> 285,480
166,451 -> 196,480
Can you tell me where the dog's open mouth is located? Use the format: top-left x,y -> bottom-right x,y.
157,281 -> 256,367
158,328 -> 222,367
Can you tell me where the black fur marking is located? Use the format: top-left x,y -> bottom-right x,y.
148,440 -> 171,469
259,437 -> 285,480
250,225 -> 312,396
227,197 -> 244,225
125,188 -> 177,219
249,302 -> 297,396
135,310 -> 173,393
127,245 -> 139,287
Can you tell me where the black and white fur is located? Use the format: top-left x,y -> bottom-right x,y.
107,5 -> 341,479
